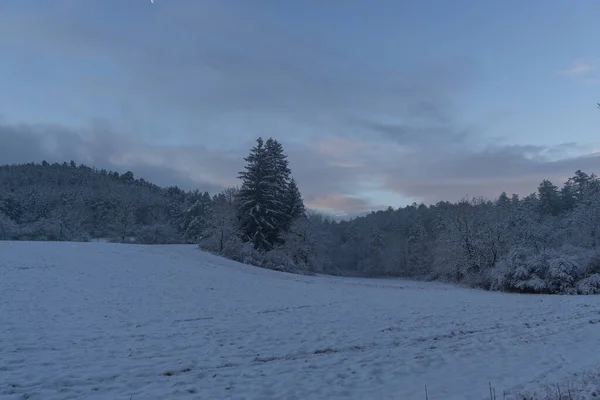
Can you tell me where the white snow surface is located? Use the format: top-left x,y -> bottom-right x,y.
1,241 -> 600,400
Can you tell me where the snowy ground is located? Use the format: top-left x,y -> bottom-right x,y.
1,241 -> 600,400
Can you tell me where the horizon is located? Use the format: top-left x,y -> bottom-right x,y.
1,0 -> 599,217
4,158 -> 594,221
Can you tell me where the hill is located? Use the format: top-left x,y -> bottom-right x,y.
0,161 -> 203,243
1,241 -> 599,399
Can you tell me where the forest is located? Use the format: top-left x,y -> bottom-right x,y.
1,138 -> 600,295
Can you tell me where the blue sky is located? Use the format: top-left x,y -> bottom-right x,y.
0,0 -> 599,215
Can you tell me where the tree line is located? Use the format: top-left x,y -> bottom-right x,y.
1,141 -> 600,295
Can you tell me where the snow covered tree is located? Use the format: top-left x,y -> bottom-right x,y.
0,162 -> 189,243
1,196 -> 23,224
281,211 -> 332,273
366,226 -> 385,276
4,158 -> 600,293
435,198 -> 486,281
578,273 -> 600,294
200,188 -> 241,257
405,215 -> 430,277
566,189 -> 600,249
115,198 -> 137,243
237,137 -> 278,252
335,221 -> 363,273
537,179 -> 562,216
561,170 -> 599,210
264,138 -> 294,237
180,192 -> 212,243
283,177 -> 306,229
492,247 -> 549,293
237,137 -> 302,252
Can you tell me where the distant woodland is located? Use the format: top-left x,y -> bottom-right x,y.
2,139 -> 600,295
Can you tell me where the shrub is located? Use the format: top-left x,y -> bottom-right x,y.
492,247 -> 549,294
259,248 -> 298,273
219,236 -> 246,262
546,255 -> 579,293
577,274 -> 600,295
136,224 -> 180,244
586,252 -> 600,275
492,247 -> 582,294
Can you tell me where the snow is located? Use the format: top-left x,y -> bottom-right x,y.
1,241 -> 600,400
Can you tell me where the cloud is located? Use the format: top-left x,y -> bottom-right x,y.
306,195 -> 373,216
0,0 -> 470,127
300,131 -> 600,207
371,143 -> 600,204
359,119 -> 470,150
1,2 -> 599,215
557,59 -> 596,76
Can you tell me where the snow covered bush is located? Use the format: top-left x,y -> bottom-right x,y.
258,248 -> 302,273
198,214 -> 241,257
492,247 -> 582,294
215,235 -> 245,262
492,247 -> 548,293
545,254 -> 579,293
577,274 -> 600,295
585,252 -> 600,275
279,213 -> 332,274
222,241 -> 306,274
554,244 -> 591,266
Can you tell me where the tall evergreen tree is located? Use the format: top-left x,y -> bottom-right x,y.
237,137 -> 304,251
264,138 -> 293,241
284,177 -> 306,229
537,179 -> 562,216
237,137 -> 278,252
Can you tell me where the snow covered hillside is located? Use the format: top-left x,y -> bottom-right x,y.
1,241 -> 600,400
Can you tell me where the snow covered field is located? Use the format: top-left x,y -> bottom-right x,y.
1,241 -> 600,400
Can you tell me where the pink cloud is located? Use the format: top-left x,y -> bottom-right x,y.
305,194 -> 371,214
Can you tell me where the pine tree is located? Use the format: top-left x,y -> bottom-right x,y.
562,170 -> 599,207
283,177 -> 306,230
237,137 -> 304,251
237,137 -> 278,252
181,196 -> 212,243
264,138 -> 292,241
537,179 -> 562,216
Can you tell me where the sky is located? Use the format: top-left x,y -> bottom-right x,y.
0,0 -> 599,216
